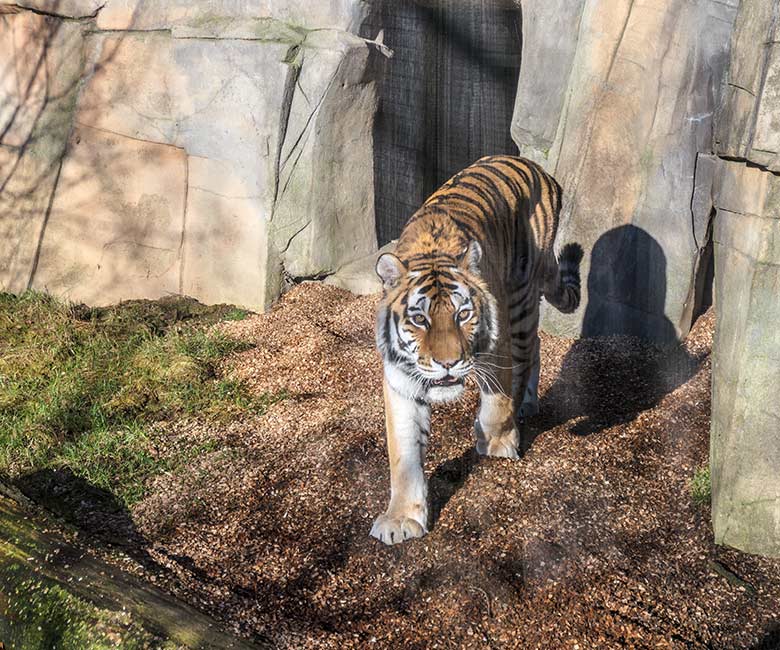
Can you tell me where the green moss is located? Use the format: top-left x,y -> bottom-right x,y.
640,146 -> 655,171
0,292 -> 284,507
0,561 -> 170,650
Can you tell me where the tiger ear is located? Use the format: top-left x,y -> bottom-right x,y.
376,253 -> 405,289
459,241 -> 482,274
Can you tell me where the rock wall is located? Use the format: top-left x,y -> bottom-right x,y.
0,0 -> 386,309
706,0 -> 780,558
514,0 -> 737,343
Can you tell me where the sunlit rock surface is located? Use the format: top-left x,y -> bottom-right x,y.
514,0 -> 738,343
708,0 -> 780,558
0,1 -> 383,308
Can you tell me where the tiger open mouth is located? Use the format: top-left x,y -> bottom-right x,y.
432,376 -> 463,387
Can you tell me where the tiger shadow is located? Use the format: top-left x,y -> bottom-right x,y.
523,224 -> 708,450
430,226 -> 709,520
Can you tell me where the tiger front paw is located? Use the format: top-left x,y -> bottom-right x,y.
370,513 -> 427,545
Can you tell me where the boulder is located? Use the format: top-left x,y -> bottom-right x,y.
513,0 -> 737,343
1,3 -> 385,309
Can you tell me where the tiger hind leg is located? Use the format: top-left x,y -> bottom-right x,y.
518,342 -> 540,420
473,327 -> 519,460
509,284 -> 542,424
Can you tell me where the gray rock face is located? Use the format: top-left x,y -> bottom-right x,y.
716,0 -> 780,170
708,0 -> 780,558
708,159 -> 780,557
514,0 -> 737,343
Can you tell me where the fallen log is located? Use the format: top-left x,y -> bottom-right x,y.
0,487 -> 268,650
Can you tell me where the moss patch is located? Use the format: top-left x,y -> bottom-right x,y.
0,561 -> 174,650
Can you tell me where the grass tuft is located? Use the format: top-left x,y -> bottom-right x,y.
690,465 -> 711,506
0,292 -> 279,506
223,307 -> 252,321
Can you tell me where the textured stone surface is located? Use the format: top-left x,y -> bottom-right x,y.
0,3 -> 384,309
707,0 -> 780,559
715,0 -> 780,169
182,155 -> 270,307
511,0 -> 584,159
325,239 -> 396,295
515,0 -> 737,343
73,28 -> 290,307
0,1 -> 103,18
30,124 -> 187,305
271,30 -> 381,279
96,0 -> 367,32
710,159 -> 780,558
0,11 -> 85,294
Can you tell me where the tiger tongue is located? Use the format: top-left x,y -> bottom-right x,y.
433,376 -> 460,387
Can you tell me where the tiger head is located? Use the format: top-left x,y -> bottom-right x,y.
375,242 -> 499,403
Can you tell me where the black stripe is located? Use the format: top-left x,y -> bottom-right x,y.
448,214 -> 481,242
491,158 -> 533,189
439,191 -> 490,212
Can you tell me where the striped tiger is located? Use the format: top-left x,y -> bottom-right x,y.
371,155 -> 583,545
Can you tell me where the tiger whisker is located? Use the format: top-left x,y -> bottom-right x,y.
471,366 -> 509,399
474,360 -> 522,370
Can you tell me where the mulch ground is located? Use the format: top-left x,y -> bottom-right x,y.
69,283 -> 780,649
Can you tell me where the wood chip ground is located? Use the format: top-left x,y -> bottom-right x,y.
91,284 -> 780,649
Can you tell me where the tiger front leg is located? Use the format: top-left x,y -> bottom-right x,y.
370,377 -> 430,545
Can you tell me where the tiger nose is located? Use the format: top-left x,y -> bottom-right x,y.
433,358 -> 457,370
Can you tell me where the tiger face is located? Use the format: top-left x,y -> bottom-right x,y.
375,242 -> 498,403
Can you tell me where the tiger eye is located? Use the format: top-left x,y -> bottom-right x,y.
411,314 -> 428,326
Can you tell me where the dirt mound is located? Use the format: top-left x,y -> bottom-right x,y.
128,283 -> 779,649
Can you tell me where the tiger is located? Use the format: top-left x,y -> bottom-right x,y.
371,155 -> 583,545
